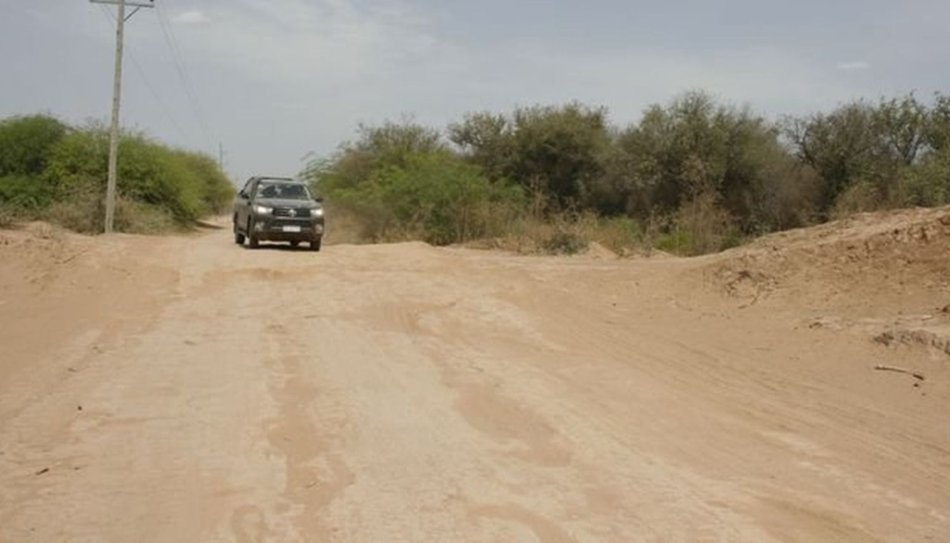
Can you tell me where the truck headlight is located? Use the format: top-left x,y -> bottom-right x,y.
253,205 -> 273,215
313,208 -> 324,217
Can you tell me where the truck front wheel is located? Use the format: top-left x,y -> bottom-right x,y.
248,219 -> 260,248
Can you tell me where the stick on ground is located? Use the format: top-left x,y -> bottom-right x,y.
874,365 -> 926,381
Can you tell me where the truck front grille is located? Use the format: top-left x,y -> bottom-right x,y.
273,207 -> 312,218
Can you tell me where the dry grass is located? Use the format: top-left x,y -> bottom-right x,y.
328,191 -> 748,258
0,206 -> 19,229
44,190 -> 183,235
654,193 -> 744,256
321,206 -> 366,245
467,213 -> 648,257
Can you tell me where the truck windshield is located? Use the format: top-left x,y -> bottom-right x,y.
256,182 -> 310,200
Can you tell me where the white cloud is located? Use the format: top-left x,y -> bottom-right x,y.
837,60 -> 870,71
173,11 -> 210,25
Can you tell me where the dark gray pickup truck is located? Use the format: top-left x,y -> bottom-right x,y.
232,177 -> 325,251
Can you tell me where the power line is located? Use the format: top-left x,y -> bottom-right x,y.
96,4 -> 188,141
153,1 -> 214,150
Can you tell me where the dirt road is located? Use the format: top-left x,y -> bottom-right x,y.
1,211 -> 949,542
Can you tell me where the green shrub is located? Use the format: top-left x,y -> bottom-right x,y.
175,151 -> 233,214
592,216 -> 643,254
0,174 -> 53,209
831,149 -> 950,216
655,230 -> 693,255
42,127 -> 109,197
329,151 -> 524,245
0,115 -> 68,215
44,127 -> 231,228
0,112 -> 230,233
893,151 -> 950,207
0,115 -> 68,176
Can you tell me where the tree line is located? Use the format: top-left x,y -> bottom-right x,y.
306,91 -> 950,254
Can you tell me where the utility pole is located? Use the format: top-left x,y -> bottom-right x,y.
90,0 -> 154,234
219,142 -> 224,171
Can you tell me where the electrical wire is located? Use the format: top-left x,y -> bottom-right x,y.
96,4 -> 188,141
153,1 -> 215,151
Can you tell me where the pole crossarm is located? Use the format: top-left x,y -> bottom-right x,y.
90,0 -> 155,7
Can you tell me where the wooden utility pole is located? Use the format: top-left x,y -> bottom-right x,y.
90,0 -> 154,234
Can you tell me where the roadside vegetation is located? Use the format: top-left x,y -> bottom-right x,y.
306,91 -> 950,255
0,114 -> 232,234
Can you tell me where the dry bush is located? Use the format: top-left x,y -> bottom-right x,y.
541,214 -> 592,255
656,192 -> 742,255
484,212 -> 591,255
32,222 -> 64,241
832,180 -> 886,219
471,211 -> 649,257
44,189 -> 102,234
589,216 -> 643,255
0,205 -> 20,229
114,198 -> 180,234
44,187 -> 180,235
320,205 -> 370,245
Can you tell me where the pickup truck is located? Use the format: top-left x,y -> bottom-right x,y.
232,177 -> 325,251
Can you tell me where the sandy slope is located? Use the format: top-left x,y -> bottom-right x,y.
0,209 -> 948,542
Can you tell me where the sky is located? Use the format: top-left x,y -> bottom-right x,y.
1,0 -> 948,183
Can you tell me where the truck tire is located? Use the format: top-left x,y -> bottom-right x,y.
248,219 -> 260,248
233,216 -> 246,244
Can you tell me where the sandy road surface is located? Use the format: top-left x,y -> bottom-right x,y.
1,211 -> 949,542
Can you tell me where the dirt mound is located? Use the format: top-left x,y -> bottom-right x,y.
701,206 -> 950,308
583,241 -> 618,259
0,222 -> 94,283
875,325 -> 950,358
0,223 -> 179,386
